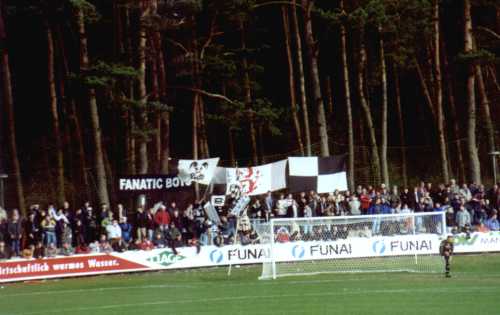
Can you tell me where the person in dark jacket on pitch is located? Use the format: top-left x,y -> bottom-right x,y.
440,235 -> 454,278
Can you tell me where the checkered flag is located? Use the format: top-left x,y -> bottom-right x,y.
288,155 -> 348,193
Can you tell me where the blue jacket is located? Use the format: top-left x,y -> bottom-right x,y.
485,218 -> 499,231
368,203 -> 391,215
120,223 -> 132,242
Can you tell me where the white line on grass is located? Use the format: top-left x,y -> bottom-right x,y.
0,276 -> 410,298
0,283 -> 197,298
2,274 -> 499,299
10,286 -> 500,315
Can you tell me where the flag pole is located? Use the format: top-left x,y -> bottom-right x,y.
228,202 -> 244,277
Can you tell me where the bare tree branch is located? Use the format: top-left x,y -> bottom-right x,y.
200,13 -> 224,61
164,37 -> 189,54
167,86 -> 239,105
253,1 -> 304,10
476,26 -> 500,40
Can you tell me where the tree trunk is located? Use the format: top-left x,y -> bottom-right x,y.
302,0 -> 329,157
497,5 -> 500,34
127,109 -> 136,174
378,25 -> 390,187
56,39 -> 74,204
191,34 -> 200,161
46,21 -> 66,205
433,0 -> 450,183
258,124 -> 266,164
358,33 -> 381,185
282,5 -> 305,156
42,137 -> 55,202
198,97 -> 210,158
291,0 -> 311,156
442,42 -> 466,183
228,128 -> 236,167
464,0 -> 482,184
240,18 -> 259,165
149,35 -> 161,172
393,66 -> 408,188
152,28 -> 170,174
103,146 -> 117,206
415,60 -> 436,121
324,76 -> 334,117
475,66 -> 496,174
340,2 -> 354,190
159,111 -> 170,173
192,93 -> 199,161
486,66 -> 500,92
358,115 -> 370,185
222,82 -> 236,167
56,24 -> 90,201
137,5 -> 149,175
0,3 -> 25,213
124,6 -> 136,175
77,8 -> 110,205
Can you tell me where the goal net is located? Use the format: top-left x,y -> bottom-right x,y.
260,212 -> 446,279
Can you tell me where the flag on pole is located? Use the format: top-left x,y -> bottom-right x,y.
288,155 -> 348,193
177,158 -> 220,185
224,160 -> 287,196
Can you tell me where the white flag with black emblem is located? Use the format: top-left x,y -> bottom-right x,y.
177,158 -> 220,185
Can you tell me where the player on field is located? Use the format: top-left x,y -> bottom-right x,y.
439,235 -> 454,278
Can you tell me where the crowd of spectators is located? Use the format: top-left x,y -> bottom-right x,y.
0,179 -> 498,261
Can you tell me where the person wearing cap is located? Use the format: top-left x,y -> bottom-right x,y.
439,235 -> 454,278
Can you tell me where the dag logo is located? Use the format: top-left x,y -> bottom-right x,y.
372,240 -> 386,254
291,244 -> 306,259
209,249 -> 224,264
147,250 -> 185,267
453,234 -> 479,246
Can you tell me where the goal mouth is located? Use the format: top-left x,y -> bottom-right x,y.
259,212 -> 447,280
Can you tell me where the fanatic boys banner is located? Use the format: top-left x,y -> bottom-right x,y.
117,174 -> 192,192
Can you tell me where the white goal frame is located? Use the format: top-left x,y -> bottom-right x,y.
262,212 -> 447,280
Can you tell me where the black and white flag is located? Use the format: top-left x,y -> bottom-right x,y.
209,160 -> 288,197
177,158 -> 220,185
288,155 -> 348,193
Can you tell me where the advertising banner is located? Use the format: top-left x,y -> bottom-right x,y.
1,232 -> 499,283
0,254 -> 149,282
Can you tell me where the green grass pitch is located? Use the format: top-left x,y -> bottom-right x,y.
1,254 -> 500,315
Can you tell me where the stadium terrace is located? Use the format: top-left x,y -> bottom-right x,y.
0,180 -> 498,266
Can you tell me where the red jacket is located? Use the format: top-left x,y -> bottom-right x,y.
154,210 -> 171,226
360,194 -> 372,210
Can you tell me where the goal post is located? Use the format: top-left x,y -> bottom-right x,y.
260,212 -> 447,280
